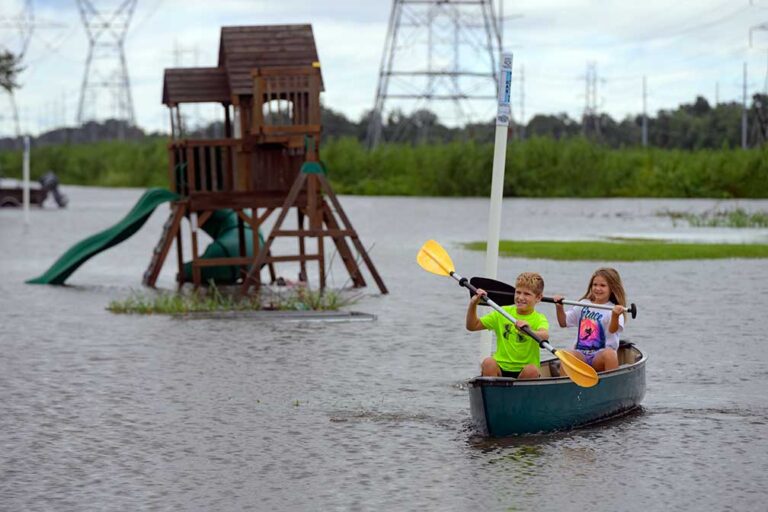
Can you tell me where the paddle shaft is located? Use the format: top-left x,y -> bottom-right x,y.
450,271 -> 558,355
469,276 -> 637,319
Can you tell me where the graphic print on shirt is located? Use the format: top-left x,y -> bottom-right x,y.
575,309 -> 605,351
503,323 -> 525,343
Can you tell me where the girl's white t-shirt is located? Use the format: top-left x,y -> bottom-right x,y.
564,300 -> 624,351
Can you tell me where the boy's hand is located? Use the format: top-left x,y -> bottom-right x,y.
471,288 -> 487,304
515,319 -> 529,330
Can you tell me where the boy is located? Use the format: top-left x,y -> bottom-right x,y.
465,272 -> 549,379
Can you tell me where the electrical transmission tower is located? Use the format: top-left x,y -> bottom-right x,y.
750,11 -> 768,144
0,0 -> 34,137
76,0 -> 137,127
366,0 -> 501,148
581,61 -> 601,139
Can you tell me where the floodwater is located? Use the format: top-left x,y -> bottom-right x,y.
1,187 -> 767,511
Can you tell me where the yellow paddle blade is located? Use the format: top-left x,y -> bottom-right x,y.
555,350 -> 599,388
416,239 -> 455,276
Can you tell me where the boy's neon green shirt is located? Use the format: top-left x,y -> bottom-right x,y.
480,306 -> 549,372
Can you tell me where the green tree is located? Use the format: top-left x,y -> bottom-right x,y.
0,50 -> 22,92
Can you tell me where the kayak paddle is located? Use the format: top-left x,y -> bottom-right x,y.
468,276 -> 638,319
416,240 -> 598,388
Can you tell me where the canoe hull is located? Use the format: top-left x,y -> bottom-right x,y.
467,344 -> 646,436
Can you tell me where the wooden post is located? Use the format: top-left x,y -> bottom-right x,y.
298,209 -> 307,282
190,211 -> 201,289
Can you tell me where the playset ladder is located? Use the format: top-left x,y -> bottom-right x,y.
142,201 -> 185,287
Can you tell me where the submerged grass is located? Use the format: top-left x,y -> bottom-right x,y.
107,282 -> 359,315
658,208 -> 768,228
463,240 -> 768,261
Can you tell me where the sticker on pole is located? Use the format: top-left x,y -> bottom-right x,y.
496,53 -> 513,126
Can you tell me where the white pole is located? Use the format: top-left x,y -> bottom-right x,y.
481,53 -> 513,350
23,135 -> 30,230
484,52 -> 513,281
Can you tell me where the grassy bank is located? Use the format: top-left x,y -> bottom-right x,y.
2,136 -> 767,197
463,240 -> 768,261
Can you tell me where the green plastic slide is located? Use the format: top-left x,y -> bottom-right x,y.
181,209 -> 265,284
27,188 -> 180,285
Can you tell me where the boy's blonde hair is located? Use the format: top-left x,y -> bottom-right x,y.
515,272 -> 544,296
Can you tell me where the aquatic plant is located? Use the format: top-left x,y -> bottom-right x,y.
107,281 -> 359,315
658,208 -> 768,228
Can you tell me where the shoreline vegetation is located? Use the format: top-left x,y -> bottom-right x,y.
463,240 -> 768,261
1,136 -> 767,198
657,208 -> 768,228
107,284 -> 358,315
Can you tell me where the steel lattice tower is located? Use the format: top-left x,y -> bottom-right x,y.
366,0 -> 501,147
581,61 -> 601,139
76,0 -> 136,126
750,8 -> 768,145
0,0 -> 34,137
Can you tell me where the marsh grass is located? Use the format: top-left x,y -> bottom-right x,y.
658,208 -> 768,228
107,282 -> 360,315
3,137 -> 768,198
464,240 -> 768,261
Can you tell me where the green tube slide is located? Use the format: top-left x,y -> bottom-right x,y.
182,209 -> 265,284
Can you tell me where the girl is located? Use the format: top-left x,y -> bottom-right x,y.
554,268 -> 627,373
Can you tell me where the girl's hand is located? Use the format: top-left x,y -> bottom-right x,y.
612,304 -> 626,315
471,288 -> 487,304
553,294 -> 564,306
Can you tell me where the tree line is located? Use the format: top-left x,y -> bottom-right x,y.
323,94 -> 768,150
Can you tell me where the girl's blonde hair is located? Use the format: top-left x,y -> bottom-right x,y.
581,268 -> 627,313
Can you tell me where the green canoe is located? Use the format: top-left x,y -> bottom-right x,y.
467,342 -> 646,436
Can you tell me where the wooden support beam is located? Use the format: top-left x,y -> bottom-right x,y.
318,174 -> 388,294
321,202 -> 366,288
240,171 -> 308,295
271,229 -> 354,237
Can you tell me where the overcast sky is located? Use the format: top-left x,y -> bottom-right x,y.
1,0 -> 767,137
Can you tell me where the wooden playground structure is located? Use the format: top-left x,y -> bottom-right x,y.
150,24 -> 387,294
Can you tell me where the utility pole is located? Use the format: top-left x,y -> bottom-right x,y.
582,61 -> 600,139
76,0 -> 137,131
642,75 -> 648,147
519,64 -> 525,140
715,82 -> 719,105
743,62 -> 748,149
366,0 -> 501,148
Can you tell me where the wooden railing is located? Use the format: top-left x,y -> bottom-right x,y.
251,66 -> 322,144
168,139 -> 237,196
